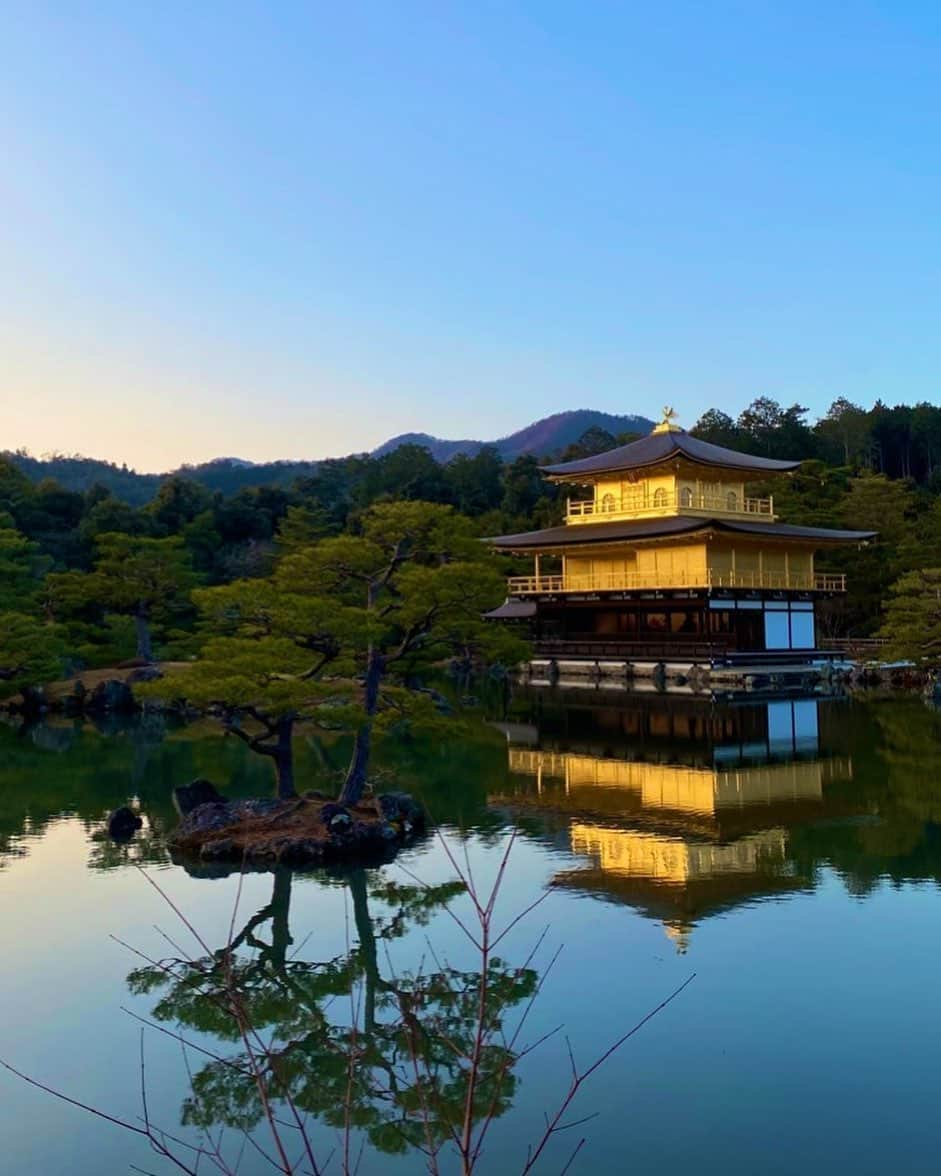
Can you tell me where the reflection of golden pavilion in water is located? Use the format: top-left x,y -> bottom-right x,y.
498,697 -> 853,951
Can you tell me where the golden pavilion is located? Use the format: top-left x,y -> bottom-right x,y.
489,410 -> 875,668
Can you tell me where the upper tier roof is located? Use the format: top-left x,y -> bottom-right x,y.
542,429 -> 801,479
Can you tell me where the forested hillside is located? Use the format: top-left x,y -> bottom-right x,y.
3,408 -> 654,502
3,451 -> 320,506
3,395 -> 941,683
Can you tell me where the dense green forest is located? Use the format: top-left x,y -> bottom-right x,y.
3,395 -> 941,686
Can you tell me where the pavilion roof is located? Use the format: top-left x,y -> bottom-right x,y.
490,516 -> 876,551
542,428 -> 801,479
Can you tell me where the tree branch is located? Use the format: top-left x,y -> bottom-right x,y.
385,606 -> 443,664
223,719 -> 279,758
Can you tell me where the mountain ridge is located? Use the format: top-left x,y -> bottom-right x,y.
371,409 -> 653,462
3,408 -> 654,503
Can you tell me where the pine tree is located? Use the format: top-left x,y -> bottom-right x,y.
149,502 -> 528,801
880,568 -> 941,662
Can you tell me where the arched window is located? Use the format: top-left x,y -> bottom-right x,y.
680,487 -> 693,507
601,493 -> 616,513
726,491 -> 738,511
653,488 -> 668,507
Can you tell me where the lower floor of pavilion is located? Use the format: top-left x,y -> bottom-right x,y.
496,591 -> 828,661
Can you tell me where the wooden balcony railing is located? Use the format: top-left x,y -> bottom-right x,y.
566,491 -> 774,524
506,570 -> 846,594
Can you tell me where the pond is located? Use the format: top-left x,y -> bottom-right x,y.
1,689 -> 940,1174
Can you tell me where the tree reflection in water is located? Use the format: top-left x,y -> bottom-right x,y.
127,864 -> 540,1166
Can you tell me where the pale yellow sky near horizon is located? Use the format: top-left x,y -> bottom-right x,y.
1,326 -> 509,471
1,315 -> 654,471
1,299 -> 623,470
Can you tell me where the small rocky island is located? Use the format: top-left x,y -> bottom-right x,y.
168,780 -> 426,868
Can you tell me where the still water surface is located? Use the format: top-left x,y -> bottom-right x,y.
1,691 -> 940,1174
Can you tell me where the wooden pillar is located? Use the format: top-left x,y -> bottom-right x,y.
534,552 -> 541,589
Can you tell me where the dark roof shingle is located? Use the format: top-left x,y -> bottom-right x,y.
542,430 -> 801,478
491,516 -> 876,550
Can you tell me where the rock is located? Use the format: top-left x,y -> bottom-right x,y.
175,804 -> 234,837
86,679 -> 136,715
108,805 -> 143,841
173,779 -> 226,817
246,842 -> 279,864
18,685 -> 46,718
239,797 -> 282,819
353,820 -> 384,848
320,802 -> 353,835
200,838 -> 236,861
376,793 -> 405,821
376,792 -> 425,831
280,837 -> 327,865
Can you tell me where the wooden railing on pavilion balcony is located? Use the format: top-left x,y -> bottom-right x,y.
566,491 -> 774,524
506,570 -> 847,594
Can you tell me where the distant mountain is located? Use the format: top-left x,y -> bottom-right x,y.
5,452 -> 164,506
370,433 -> 484,462
202,456 -> 257,469
2,452 -> 320,506
372,409 -> 654,462
3,409 -> 655,504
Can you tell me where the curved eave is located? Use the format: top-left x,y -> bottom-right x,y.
542,430 -> 801,480
482,599 -> 537,620
492,516 -> 705,551
490,517 -> 877,553
722,520 -> 877,545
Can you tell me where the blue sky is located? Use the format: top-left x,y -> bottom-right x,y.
2,1 -> 940,470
